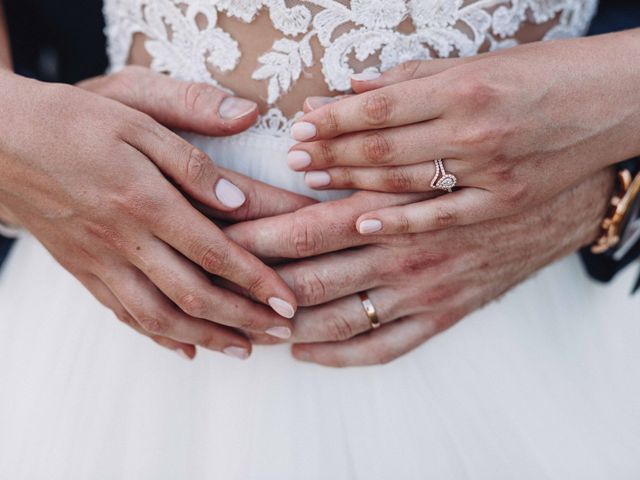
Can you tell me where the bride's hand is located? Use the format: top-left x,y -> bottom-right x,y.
287,31 -> 640,235
0,67 -> 301,360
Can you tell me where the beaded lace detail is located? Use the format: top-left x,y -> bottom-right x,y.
103,0 -> 597,136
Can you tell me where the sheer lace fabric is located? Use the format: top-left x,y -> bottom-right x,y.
103,0 -> 598,136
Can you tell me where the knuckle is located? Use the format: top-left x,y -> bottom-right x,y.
245,274 -> 268,298
361,92 -> 393,126
288,213 -> 324,258
199,244 -> 230,274
182,82 -> 209,116
84,222 -> 130,253
395,213 -> 412,234
239,316 -> 259,332
455,71 -> 496,107
137,313 -> 168,335
400,60 -> 423,79
502,182 -> 530,209
400,249 -> 449,274
423,285 -> 457,306
318,141 -> 337,167
384,168 -> 414,192
326,314 -> 355,341
294,271 -> 328,305
434,206 -> 458,228
324,103 -> 340,135
362,132 -> 392,165
184,147 -> 211,185
177,292 -> 208,318
111,189 -> 160,222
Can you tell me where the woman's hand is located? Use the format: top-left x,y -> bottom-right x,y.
287,30 -> 640,235
0,67 -> 300,360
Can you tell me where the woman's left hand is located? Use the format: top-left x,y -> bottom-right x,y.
287,31 -> 640,235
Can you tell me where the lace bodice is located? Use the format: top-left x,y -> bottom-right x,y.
103,0 -> 598,136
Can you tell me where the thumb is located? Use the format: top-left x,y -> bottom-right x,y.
78,66 -> 258,136
350,57 -> 472,93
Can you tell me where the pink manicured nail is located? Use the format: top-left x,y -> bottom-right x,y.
358,219 -> 383,234
218,97 -> 257,120
266,326 -> 292,340
268,297 -> 295,319
175,348 -> 192,360
215,178 -> 246,208
305,171 -> 331,188
305,96 -> 337,110
291,122 -> 317,141
223,346 -> 250,360
287,150 -> 312,170
351,71 -> 381,82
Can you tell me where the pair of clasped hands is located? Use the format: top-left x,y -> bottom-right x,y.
2,32 -> 638,366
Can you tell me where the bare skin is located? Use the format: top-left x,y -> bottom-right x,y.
227,169 -> 614,367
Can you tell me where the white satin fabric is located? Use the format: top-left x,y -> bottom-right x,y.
1,131 -> 639,479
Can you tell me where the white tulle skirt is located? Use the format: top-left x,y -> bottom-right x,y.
0,131 -> 639,479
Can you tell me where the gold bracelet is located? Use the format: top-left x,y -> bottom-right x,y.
592,169 -> 640,254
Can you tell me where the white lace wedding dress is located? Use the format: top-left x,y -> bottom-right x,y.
1,1 -> 639,479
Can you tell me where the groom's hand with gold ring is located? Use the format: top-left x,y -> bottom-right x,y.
227,170 -> 613,367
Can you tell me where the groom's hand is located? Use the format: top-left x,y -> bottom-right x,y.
227,170 -> 614,366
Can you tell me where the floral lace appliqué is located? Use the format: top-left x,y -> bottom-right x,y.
104,0 -> 597,136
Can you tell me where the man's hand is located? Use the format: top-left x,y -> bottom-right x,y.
227,170 -> 614,367
0,67 -> 312,360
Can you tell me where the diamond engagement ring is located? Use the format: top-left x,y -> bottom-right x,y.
430,159 -> 458,193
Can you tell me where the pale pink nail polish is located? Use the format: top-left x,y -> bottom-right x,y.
266,326 -> 292,340
223,346 -> 250,360
358,219 -> 383,234
218,97 -> 258,120
351,71 -> 381,82
215,178 -> 246,208
268,297 -> 295,319
287,150 -> 312,170
305,171 -> 331,188
291,122 -> 317,141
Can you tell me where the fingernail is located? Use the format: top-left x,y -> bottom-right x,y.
175,348 -> 192,360
358,219 -> 383,234
218,97 -> 257,120
305,96 -> 337,111
287,150 -> 312,170
295,350 -> 312,362
305,171 -> 331,188
268,297 -> 295,319
351,71 -> 381,82
291,122 -> 317,141
215,178 -> 246,208
223,346 -> 250,360
266,326 -> 292,340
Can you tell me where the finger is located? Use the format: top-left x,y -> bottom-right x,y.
291,288 -> 408,344
302,94 -> 352,113
126,125 -> 249,212
356,188 -> 500,234
303,162 -> 469,193
78,66 -> 258,135
292,314 -> 444,367
290,77 -> 448,142
226,191 -> 426,259
287,121 -> 455,171
131,237 -> 294,338
103,267 -> 253,359
276,246 -> 386,306
77,273 -> 196,359
351,58 -> 471,93
204,168 -> 317,222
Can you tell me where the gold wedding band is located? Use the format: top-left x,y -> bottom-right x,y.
359,292 -> 381,330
